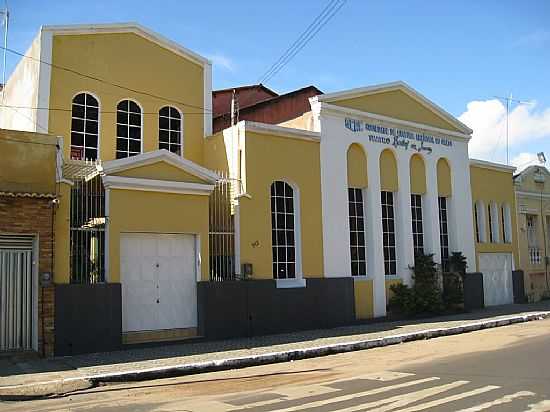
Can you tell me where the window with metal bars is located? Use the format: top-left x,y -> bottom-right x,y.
71,93 -> 99,160
159,106 -> 183,155
381,191 -> 396,276
439,197 -> 449,272
348,188 -> 366,276
411,194 -> 424,257
271,181 -> 296,279
116,100 -> 142,159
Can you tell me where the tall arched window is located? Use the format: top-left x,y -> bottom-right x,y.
71,93 -> 99,160
159,106 -> 183,155
116,100 -> 142,159
271,181 -> 297,279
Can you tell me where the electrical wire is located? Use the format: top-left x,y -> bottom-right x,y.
0,104 -> 208,115
257,0 -> 346,85
0,45 -> 212,113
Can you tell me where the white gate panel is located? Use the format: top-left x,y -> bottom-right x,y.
479,252 -> 513,306
121,233 -> 197,333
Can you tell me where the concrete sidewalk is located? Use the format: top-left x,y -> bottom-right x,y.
1,301 -> 550,399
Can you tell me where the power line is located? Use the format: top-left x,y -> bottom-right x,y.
257,0 -> 340,84
257,0 -> 346,85
0,104 -> 208,115
0,45 -> 212,113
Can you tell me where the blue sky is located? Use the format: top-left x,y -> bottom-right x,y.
6,0 -> 550,167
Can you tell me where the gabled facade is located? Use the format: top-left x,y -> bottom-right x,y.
1,23 -> 524,356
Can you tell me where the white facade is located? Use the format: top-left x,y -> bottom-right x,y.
311,94 -> 477,317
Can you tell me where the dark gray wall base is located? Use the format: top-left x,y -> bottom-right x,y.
197,278 -> 355,340
55,283 -> 122,356
463,272 -> 484,311
512,270 -> 527,303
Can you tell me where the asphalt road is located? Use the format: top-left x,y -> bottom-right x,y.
3,319 -> 550,411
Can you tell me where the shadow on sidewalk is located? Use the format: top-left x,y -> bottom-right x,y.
1,301 -> 549,381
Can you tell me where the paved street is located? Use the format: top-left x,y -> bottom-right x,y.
2,318 -> 550,411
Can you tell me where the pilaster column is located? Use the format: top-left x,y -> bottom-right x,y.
366,151 -> 386,317
395,151 -> 414,286
424,157 -> 442,264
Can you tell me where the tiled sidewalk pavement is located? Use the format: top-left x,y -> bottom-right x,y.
1,301 -> 550,389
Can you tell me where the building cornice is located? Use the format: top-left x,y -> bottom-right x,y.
469,159 -> 516,173
240,121 -> 321,142
102,175 -> 215,195
319,102 -> 471,142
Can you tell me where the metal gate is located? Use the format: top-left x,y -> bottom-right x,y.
0,235 -> 34,351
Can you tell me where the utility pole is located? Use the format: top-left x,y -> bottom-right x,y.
0,4 -> 9,105
495,93 -> 532,165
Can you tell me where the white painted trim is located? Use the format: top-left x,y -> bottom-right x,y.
104,188 -> 110,283
41,23 -> 211,67
36,29 -> 53,132
195,234 -> 201,282
234,203 -> 241,276
240,120 -> 321,142
203,63 -> 213,137
32,235 -> 39,352
102,149 -> 219,183
115,98 -> 144,156
469,158 -> 516,173
320,102 -> 471,141
316,81 -> 473,135
56,178 -> 74,186
517,190 -> 550,199
102,175 -> 215,195
71,91 -> 103,159
276,278 -> 307,289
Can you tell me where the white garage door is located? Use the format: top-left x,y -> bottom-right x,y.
120,233 -> 197,333
478,253 -> 513,306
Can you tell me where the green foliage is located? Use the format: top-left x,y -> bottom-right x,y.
448,252 -> 467,276
389,253 -> 444,315
442,251 -> 466,307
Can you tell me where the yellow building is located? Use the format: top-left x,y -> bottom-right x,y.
0,22 -> 523,356
514,165 -> 550,301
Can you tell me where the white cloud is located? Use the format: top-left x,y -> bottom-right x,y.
458,99 -> 550,159
511,152 -> 540,172
205,53 -> 236,72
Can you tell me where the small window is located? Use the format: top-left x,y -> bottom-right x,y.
116,100 -> 142,159
159,106 -> 183,155
71,93 -> 99,160
381,191 -> 396,276
349,188 -> 367,276
411,194 -> 424,256
271,181 -> 297,279
439,197 -> 449,272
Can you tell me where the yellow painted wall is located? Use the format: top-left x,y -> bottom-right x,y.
54,182 -> 71,283
112,161 -> 209,184
48,32 -> 205,164
203,132 -> 230,173
0,129 -> 58,194
108,189 -> 210,282
470,165 -> 519,268
385,278 -> 402,305
410,154 -> 427,194
239,132 -> 323,278
380,149 -> 398,192
437,158 -> 452,197
347,143 -> 368,188
331,89 -> 463,133
354,279 -> 374,319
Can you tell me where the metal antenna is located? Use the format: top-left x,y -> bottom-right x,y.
494,93 -> 533,165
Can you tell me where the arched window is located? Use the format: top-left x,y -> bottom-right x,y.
116,100 -> 142,159
159,106 -> 183,155
501,203 -> 512,243
271,181 -> 297,279
489,202 -> 500,243
347,144 -> 368,276
71,93 -> 99,160
474,200 -> 487,243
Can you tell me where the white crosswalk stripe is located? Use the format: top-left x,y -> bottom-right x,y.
214,370 -> 549,412
455,391 -> 536,411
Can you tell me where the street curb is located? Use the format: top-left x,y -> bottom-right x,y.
2,311 -> 549,401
